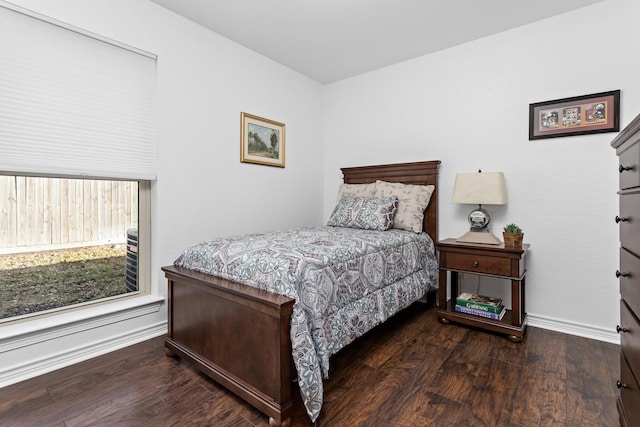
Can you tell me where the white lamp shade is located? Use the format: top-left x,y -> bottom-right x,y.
452,172 -> 507,205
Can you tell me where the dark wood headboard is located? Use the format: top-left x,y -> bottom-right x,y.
340,160 -> 441,243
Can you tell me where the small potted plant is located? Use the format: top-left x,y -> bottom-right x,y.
503,223 -> 524,248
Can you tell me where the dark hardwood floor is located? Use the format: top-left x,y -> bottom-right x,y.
0,303 -> 620,426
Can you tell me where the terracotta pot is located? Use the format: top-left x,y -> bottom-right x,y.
503,232 -> 524,248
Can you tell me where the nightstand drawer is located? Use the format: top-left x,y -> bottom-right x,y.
443,253 -> 511,276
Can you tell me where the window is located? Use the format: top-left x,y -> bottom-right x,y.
0,177 -> 151,320
0,4 -> 156,321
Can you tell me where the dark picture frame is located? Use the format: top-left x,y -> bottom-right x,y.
529,90 -> 620,140
240,112 -> 286,168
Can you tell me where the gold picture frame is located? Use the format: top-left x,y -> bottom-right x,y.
240,112 -> 285,168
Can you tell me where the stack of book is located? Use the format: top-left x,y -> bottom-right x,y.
455,292 -> 506,320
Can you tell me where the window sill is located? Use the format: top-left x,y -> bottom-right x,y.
0,295 -> 165,349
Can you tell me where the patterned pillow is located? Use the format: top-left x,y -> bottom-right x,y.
374,181 -> 435,233
335,182 -> 377,203
327,195 -> 398,231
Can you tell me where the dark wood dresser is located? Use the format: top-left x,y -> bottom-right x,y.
612,112 -> 640,427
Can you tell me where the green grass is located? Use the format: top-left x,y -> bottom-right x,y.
0,245 -> 128,319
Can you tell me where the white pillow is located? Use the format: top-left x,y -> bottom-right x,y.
374,180 -> 435,233
335,182 -> 377,203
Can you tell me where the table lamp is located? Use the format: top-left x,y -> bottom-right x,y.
452,170 -> 507,245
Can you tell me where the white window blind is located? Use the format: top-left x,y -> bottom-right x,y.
0,3 -> 157,180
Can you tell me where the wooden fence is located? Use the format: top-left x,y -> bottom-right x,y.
0,176 -> 137,252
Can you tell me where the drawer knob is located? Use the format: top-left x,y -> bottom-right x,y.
619,164 -> 633,173
616,215 -> 629,223
616,325 -> 629,333
617,380 -> 628,389
473,261 -> 479,268
616,270 -> 629,278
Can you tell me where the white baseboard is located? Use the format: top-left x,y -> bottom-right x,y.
0,310 -> 618,390
0,320 -> 166,388
0,295 -> 167,389
528,313 -> 620,345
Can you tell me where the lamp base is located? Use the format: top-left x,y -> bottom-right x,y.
456,231 -> 502,245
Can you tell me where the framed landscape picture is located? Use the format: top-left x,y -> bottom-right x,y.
240,112 -> 286,167
529,90 -> 620,140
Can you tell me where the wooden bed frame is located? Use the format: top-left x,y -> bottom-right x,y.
162,160 -> 440,426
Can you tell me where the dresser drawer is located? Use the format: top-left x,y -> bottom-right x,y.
620,300 -> 640,382
619,139 -> 640,190
620,248 -> 640,316
442,253 -> 511,277
620,352 -> 640,427
620,191 -> 640,256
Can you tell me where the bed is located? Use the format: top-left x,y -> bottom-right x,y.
162,160 -> 440,426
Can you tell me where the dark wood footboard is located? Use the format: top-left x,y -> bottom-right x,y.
162,265 -> 296,426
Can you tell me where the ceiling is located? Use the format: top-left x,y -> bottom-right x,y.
149,0 -> 602,84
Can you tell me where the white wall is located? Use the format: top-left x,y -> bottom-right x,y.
1,0 -> 323,386
323,0 -> 639,342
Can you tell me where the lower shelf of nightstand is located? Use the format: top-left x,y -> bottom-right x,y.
437,301 -> 527,342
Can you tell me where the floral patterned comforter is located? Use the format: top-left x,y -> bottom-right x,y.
174,226 -> 438,422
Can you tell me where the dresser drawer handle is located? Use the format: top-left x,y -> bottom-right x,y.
619,164 -> 633,173
616,270 -> 629,278
616,325 -> 629,333
617,380 -> 628,389
472,261 -> 479,268
615,216 -> 629,223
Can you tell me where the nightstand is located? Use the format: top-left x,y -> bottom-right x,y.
436,238 -> 529,342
